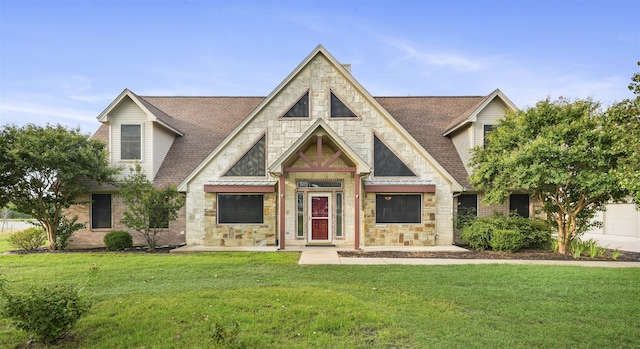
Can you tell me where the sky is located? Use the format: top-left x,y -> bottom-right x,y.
1,0 -> 639,135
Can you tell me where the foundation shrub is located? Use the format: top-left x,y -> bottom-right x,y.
7,227 -> 46,251
460,220 -> 494,251
460,214 -> 553,252
103,230 -> 133,251
490,229 -> 526,252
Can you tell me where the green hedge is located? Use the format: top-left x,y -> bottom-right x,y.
460,214 -> 552,253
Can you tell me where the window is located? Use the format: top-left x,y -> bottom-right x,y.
218,194 -> 264,224
296,192 -> 304,238
483,124 -> 494,147
375,194 -> 421,223
121,125 -> 141,160
335,192 -> 343,237
91,194 -> 112,229
457,194 -> 478,217
330,92 -> 357,118
373,135 -> 416,176
283,92 -> 309,118
510,194 -> 530,218
224,135 -> 266,176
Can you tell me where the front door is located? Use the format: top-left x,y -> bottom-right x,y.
309,193 -> 331,243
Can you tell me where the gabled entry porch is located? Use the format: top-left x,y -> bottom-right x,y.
269,119 -> 371,250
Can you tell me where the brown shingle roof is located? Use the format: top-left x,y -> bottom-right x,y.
139,96 -> 264,185
92,94 -> 487,189
375,96 -> 485,188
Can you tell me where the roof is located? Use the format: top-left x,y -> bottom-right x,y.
375,96 -> 485,188
91,93 -> 490,189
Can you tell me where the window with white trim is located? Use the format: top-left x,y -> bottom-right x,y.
121,125 -> 141,160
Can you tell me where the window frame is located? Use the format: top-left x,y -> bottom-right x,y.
121,124 -> 142,160
91,193 -> 112,229
217,194 -> 265,224
375,194 -> 422,224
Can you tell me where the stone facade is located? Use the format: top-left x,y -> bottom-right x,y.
202,192 -> 277,246
363,192 -> 437,246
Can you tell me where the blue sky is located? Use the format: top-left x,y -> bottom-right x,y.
1,0 -> 638,134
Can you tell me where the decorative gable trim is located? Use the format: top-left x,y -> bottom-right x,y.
268,118 -> 371,175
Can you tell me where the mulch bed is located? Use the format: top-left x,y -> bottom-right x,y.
338,248 -> 640,262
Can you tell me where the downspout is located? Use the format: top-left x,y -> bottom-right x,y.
279,174 -> 286,250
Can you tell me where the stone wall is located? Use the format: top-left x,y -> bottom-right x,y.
363,192 -> 437,246
202,192 -> 277,246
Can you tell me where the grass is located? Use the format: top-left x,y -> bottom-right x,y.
1,253 -> 639,348
0,232 -> 12,253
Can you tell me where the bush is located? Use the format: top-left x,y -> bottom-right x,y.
7,227 -> 46,251
0,284 -> 87,344
460,214 -> 553,252
460,220 -> 494,251
56,215 -> 85,250
490,229 -> 526,252
509,215 -> 553,249
104,230 -> 133,251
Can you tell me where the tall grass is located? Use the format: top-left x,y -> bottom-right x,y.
1,253 -> 639,348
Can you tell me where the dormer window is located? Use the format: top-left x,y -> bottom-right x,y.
121,124 -> 141,160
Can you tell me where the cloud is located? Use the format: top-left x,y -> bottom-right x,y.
383,37 -> 482,74
0,100 -> 99,133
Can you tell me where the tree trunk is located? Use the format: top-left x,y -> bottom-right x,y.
556,217 -> 569,255
43,221 -> 57,250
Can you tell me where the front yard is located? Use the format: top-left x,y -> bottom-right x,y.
1,252 -> 639,348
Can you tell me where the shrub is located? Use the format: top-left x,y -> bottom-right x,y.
460,213 -> 553,252
490,229 -> 526,252
56,215 -> 85,250
508,215 -> 553,249
7,227 -> 46,251
0,284 -> 87,344
460,220 -> 494,251
104,230 -> 133,251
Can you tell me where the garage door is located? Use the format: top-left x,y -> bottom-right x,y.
603,204 -> 640,237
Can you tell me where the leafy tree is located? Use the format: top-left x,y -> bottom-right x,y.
119,164 -> 185,250
606,62 -> 640,206
470,98 -> 627,254
0,124 -> 119,250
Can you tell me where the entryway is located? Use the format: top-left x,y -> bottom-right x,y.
309,193 -> 332,244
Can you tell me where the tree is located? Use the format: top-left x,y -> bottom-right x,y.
470,98 -> 628,254
606,62 -> 640,206
119,164 -> 185,250
0,124 -> 119,250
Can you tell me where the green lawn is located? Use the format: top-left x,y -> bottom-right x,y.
1,252 -> 639,348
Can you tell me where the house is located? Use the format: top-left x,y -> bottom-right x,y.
67,45 -> 528,250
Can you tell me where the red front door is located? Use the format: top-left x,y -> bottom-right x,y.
310,195 -> 330,241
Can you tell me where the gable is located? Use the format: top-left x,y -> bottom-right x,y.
93,47 -> 518,193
